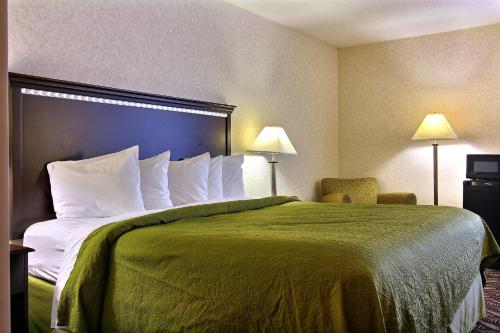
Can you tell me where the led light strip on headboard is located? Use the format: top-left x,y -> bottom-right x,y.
21,88 -> 228,118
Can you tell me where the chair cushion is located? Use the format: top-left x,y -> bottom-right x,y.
377,192 -> 417,205
320,193 -> 352,204
321,177 -> 378,204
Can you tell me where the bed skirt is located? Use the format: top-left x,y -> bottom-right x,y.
444,273 -> 484,333
28,276 -> 54,333
27,273 -> 484,333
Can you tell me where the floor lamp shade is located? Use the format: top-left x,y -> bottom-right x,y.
248,126 -> 297,196
412,113 -> 457,205
412,113 -> 457,141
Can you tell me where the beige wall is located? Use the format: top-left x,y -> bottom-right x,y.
8,0 -> 339,200
339,24 -> 500,207
1,0 -> 8,331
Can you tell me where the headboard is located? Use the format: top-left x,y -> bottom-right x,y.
9,73 -> 235,239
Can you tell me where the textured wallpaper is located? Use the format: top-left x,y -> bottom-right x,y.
339,24 -> 500,207
8,0 -> 339,200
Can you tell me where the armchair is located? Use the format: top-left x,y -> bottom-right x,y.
320,177 -> 417,205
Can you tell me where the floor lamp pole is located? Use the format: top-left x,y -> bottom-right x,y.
432,142 -> 439,205
269,154 -> 278,196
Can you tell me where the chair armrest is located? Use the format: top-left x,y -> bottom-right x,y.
320,193 -> 352,204
377,192 -> 417,205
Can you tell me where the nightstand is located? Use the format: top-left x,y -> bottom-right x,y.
10,244 -> 34,333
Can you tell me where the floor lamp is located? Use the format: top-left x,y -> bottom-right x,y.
248,126 -> 297,196
412,113 -> 457,205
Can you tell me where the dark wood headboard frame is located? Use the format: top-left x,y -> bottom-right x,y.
9,73 -> 235,239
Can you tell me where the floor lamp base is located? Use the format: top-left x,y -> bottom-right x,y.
432,143 -> 439,206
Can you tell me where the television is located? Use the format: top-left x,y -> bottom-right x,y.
466,154 -> 500,180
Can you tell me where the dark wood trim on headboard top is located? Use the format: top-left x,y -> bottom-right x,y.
9,73 -> 236,116
9,73 -> 236,239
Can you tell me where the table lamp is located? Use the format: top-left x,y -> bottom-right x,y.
412,113 -> 457,205
248,126 -> 297,196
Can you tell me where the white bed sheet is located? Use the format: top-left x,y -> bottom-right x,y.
23,197 -> 250,284
24,210 -> 161,283
24,218 -> 86,283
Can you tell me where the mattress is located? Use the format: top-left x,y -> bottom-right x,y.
24,198 -> 249,283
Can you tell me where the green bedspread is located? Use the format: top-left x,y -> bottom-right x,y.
58,197 -> 499,333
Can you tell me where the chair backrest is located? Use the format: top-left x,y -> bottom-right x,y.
321,177 -> 379,204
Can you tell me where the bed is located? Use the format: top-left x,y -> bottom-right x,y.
10,73 -> 500,333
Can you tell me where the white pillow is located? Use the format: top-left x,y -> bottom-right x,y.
139,150 -> 173,210
222,155 -> 245,198
47,146 -> 145,218
208,155 -> 223,200
168,153 -> 210,206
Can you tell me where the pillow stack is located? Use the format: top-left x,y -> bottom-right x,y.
47,146 -> 246,219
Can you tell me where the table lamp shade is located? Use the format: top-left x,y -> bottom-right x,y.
412,113 -> 458,140
248,126 -> 297,155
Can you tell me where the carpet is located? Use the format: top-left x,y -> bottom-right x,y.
472,269 -> 500,332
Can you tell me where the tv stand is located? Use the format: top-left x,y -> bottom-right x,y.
463,179 -> 500,269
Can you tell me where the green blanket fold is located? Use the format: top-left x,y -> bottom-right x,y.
58,197 -> 500,333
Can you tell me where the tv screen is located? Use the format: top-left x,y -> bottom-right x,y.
474,161 -> 499,173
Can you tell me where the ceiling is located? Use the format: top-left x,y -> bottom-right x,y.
226,0 -> 500,47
